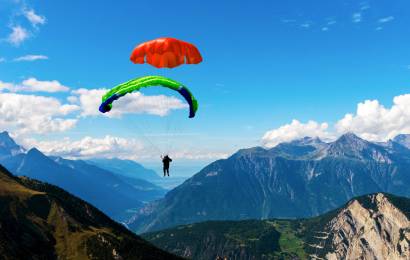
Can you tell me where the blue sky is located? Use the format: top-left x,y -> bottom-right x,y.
0,0 -> 410,167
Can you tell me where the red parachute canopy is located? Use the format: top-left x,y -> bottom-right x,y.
130,37 -> 203,68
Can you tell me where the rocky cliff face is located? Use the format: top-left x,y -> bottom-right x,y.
144,193 -> 410,260
317,193 -> 409,260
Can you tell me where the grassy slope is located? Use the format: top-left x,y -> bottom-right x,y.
0,165 -> 181,260
144,193 -> 410,259
144,219 -> 306,259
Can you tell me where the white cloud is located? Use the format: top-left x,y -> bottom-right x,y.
352,13 -> 362,23
7,25 -> 29,46
300,23 -> 311,28
0,81 -> 14,91
71,88 -> 188,117
14,54 -> 48,62
0,78 -> 69,92
335,95 -> 410,141
4,5 -> 45,46
21,135 -> 229,161
262,120 -> 332,148
20,78 -> 69,92
322,27 -> 329,32
262,94 -> 410,147
378,16 -> 394,24
22,135 -> 144,159
0,58 -> 5,63
67,95 -> 78,103
0,93 -> 79,134
23,8 -> 46,27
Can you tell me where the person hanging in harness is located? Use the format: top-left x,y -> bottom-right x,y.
161,155 -> 172,177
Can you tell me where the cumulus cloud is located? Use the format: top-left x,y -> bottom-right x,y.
262,120 -> 332,148
4,5 -> 46,46
70,88 -> 188,117
0,78 -> 69,92
22,135 -> 144,159
21,135 -> 229,161
335,94 -> 410,141
14,54 -> 48,62
0,81 -> 15,91
23,8 -> 46,27
262,94 -> 410,147
20,78 -> 69,92
0,93 -> 79,134
7,25 -> 29,46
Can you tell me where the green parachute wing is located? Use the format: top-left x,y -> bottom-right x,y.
99,76 -> 198,118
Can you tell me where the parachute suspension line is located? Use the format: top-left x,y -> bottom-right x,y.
126,37 -> 202,158
166,114 -> 174,156
165,110 -> 171,155
138,83 -> 170,157
163,87 -> 184,157
165,94 -> 177,156
168,110 -> 184,156
137,116 -> 162,154
162,70 -> 171,156
122,115 -> 164,156
99,75 -> 198,159
160,70 -> 182,157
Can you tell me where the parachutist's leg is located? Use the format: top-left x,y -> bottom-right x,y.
163,167 -> 166,177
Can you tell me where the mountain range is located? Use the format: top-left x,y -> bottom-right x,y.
129,133 -> 410,233
144,192 -> 410,259
86,158 -> 161,182
0,131 -> 165,221
0,164 -> 179,259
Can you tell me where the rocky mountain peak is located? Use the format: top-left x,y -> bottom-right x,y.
0,131 -> 12,139
321,133 -> 392,162
319,193 -> 409,260
26,147 -> 46,158
0,131 -> 25,156
335,132 -> 367,145
393,134 -> 410,149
